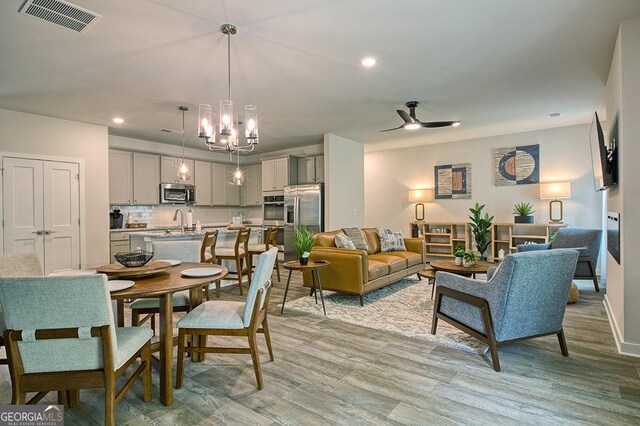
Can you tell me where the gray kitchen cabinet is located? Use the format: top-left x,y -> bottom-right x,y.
262,156 -> 297,191
109,231 -> 130,262
132,152 -> 160,204
161,156 -> 194,184
194,160 -> 213,206
109,150 -> 133,204
212,163 -> 241,206
242,164 -> 262,206
297,155 -> 324,183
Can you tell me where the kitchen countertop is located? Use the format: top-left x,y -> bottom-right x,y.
110,222 -> 264,233
129,228 -> 266,239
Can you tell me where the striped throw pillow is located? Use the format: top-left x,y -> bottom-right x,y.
377,228 -> 406,252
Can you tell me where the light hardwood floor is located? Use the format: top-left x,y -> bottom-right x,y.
2,271 -> 640,425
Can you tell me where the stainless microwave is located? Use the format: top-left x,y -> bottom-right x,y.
160,183 -> 195,204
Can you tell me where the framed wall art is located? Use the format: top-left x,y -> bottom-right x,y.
434,163 -> 472,199
492,144 -> 539,186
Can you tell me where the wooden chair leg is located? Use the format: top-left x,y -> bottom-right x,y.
246,255 -> 252,283
480,303 -> 500,372
247,330 -> 263,390
275,261 -> 281,283
150,315 -> 156,336
104,371 -> 116,426
262,317 -> 274,361
588,261 -> 600,292
359,295 -> 364,307
558,328 -> 569,356
215,280 -> 221,298
204,286 -> 211,301
236,258 -> 244,296
131,312 -> 140,327
141,342 -> 152,401
417,272 -> 422,280
176,330 -> 186,389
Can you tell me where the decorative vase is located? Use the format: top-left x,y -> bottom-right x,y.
299,257 -> 309,266
455,256 -> 462,266
514,215 -> 534,224
463,259 -> 474,268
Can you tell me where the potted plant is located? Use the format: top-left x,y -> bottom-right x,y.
513,202 -> 535,224
453,245 -> 465,266
462,250 -> 479,268
469,203 -> 494,260
293,225 -> 314,265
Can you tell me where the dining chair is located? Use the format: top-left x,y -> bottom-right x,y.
130,240 -> 200,333
0,274 -> 152,426
200,230 -> 223,300
248,227 -> 281,283
213,228 -> 251,296
176,247 -> 278,390
0,253 -> 44,366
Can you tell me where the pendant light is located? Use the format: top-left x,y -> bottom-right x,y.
198,24 -> 259,154
232,152 -> 244,186
177,106 -> 191,182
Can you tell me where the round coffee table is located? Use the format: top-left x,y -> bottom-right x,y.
281,260 -> 331,315
430,259 -> 495,278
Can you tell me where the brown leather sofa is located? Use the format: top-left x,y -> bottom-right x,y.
302,228 -> 426,306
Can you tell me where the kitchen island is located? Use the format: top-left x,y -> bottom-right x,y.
127,226 -> 264,252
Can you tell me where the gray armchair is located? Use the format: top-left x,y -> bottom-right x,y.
431,249 -> 579,371
517,228 -> 602,291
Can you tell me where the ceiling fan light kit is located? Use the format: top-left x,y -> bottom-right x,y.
380,101 -> 460,132
198,24 -> 259,155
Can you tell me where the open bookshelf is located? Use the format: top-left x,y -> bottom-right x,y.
412,222 -> 469,258
492,223 -> 566,260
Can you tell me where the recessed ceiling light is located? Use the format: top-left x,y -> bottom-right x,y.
548,112 -> 562,118
112,117 -> 124,124
361,57 -> 377,67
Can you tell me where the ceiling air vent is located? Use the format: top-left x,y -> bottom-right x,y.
19,0 -> 100,33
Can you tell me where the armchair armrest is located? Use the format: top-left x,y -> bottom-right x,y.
404,238 -> 425,262
486,266 -> 498,281
435,272 -> 502,302
516,243 -> 550,252
308,247 -> 368,292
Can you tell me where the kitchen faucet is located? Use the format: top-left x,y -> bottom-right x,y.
172,208 -> 184,232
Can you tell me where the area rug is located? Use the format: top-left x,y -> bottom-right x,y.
282,277 -> 489,355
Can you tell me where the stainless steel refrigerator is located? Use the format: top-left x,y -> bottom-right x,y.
284,184 -> 324,261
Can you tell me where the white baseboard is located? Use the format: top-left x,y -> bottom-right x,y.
603,295 -> 640,358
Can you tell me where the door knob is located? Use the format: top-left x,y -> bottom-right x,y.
32,230 -> 44,235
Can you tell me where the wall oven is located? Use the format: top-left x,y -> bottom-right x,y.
262,194 -> 285,246
160,183 -> 195,204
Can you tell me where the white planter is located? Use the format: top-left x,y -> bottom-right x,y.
455,256 -> 462,266
463,259 -> 474,268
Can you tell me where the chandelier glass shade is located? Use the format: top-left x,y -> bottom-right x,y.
177,106 -> 191,182
198,24 -> 259,154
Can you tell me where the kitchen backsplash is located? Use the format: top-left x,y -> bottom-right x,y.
114,205 -> 262,228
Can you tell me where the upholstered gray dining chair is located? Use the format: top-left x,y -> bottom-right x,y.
130,240 -> 201,332
176,247 -> 278,390
517,228 -> 602,291
432,249 -> 579,372
0,274 -> 152,425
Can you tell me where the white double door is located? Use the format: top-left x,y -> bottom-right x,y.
3,157 -> 80,274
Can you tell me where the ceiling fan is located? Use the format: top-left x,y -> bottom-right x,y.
380,101 -> 460,132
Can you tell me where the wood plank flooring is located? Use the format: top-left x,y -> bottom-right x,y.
2,271 -> 640,425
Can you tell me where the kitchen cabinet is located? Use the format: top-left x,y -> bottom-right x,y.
109,150 -> 133,204
262,156 -> 297,191
212,163 -> 241,206
110,231 -> 130,262
133,153 -> 160,204
109,150 -> 159,205
297,155 -> 324,183
161,156 -> 195,184
194,160 -> 213,206
242,164 -> 262,206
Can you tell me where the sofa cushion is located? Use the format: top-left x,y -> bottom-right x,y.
343,228 -> 369,251
377,228 -> 407,252
367,260 -> 389,280
369,253 -> 406,273
335,233 -> 356,250
314,230 -> 344,247
362,228 -> 381,254
385,251 -> 423,267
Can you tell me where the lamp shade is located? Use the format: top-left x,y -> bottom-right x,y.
408,188 -> 434,203
540,182 -> 571,200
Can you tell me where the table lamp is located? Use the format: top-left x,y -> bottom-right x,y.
539,182 -> 571,223
408,188 -> 434,222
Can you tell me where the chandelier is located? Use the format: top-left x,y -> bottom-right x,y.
198,24 -> 259,155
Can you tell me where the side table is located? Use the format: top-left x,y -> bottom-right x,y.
281,260 -> 331,315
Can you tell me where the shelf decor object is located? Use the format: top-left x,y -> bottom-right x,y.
408,188 -> 433,222
493,144 -> 540,186
198,24 -> 259,158
540,182 -> 571,223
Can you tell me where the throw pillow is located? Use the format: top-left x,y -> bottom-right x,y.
377,228 -> 406,252
335,233 -> 356,250
342,227 -> 369,251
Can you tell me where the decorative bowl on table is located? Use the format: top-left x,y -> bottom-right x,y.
114,250 -> 154,267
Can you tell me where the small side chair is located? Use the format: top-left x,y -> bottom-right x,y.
176,247 -> 278,390
213,228 -> 252,296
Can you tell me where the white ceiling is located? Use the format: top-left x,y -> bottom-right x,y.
1,0 -> 639,153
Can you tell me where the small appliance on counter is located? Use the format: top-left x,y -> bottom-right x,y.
110,207 -> 123,229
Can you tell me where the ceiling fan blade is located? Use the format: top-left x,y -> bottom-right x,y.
160,128 -> 184,134
379,125 -> 405,132
396,109 -> 414,124
421,121 -> 460,128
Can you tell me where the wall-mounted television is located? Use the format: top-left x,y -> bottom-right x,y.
589,111 -> 618,191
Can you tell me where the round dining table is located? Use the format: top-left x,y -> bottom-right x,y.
108,262 -> 228,406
